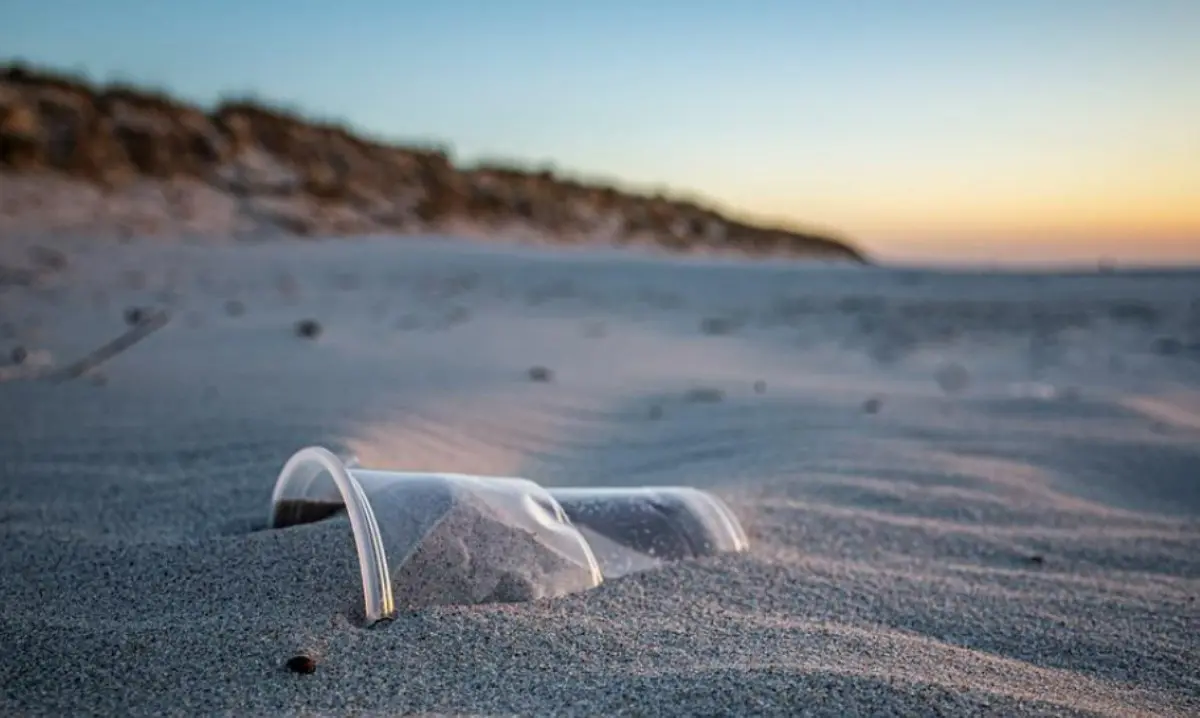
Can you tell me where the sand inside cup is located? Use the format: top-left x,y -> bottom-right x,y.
274,486 -> 595,609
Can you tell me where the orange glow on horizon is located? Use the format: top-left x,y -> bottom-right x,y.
725,171 -> 1200,264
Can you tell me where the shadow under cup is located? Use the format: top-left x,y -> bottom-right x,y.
269,447 -> 748,624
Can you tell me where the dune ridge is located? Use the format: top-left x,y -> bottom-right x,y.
0,62 -> 862,262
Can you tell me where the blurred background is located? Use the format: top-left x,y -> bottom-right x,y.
2,0 -> 1198,266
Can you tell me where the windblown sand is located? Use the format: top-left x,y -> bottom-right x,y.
1,235 -> 1197,717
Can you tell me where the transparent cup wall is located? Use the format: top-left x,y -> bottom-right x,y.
270,447 -> 603,623
269,447 -> 749,624
546,487 -> 749,579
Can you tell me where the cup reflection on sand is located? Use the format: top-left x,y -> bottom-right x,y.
269,446 -> 749,624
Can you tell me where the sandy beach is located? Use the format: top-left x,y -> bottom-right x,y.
1,234 -> 1197,717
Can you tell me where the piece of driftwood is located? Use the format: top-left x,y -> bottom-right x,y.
44,310 -> 170,382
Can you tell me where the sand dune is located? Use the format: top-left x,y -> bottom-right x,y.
1,234 -> 1197,717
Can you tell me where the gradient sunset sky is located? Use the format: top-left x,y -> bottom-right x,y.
3,0 -> 1198,265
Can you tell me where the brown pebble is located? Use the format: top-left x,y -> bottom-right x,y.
528,366 -> 553,382
295,319 -> 322,339
286,655 -> 317,674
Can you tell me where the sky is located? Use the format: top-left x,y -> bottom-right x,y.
2,0 -> 1198,265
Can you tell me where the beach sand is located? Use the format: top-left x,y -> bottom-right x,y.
1,234 -> 1197,716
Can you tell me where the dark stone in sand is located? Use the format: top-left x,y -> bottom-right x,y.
286,655 -> 317,674
528,366 -> 553,382
753,380 -> 766,394
700,317 -> 736,336
123,307 -> 148,326
295,319 -> 322,339
648,405 -> 663,420
1028,555 -> 1045,565
10,345 -> 26,365
862,396 -> 883,414
224,300 -> 245,317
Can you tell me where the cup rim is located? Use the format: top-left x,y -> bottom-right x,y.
271,446 -> 396,623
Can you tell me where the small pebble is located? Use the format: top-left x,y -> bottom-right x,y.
285,655 -> 317,674
700,317 -> 735,336
862,396 -> 884,414
224,300 -> 245,317
528,366 -> 553,382
753,380 -> 766,394
295,319 -> 322,339
648,405 -> 663,420
10,345 -> 27,365
124,307 -> 148,326
1028,555 -> 1045,565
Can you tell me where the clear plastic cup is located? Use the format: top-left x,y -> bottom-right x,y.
268,447 -> 751,623
546,487 -> 750,579
269,446 -> 603,624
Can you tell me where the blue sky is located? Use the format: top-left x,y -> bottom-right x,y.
3,0 -> 1198,263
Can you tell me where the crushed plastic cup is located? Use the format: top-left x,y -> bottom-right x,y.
268,447 -> 750,624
